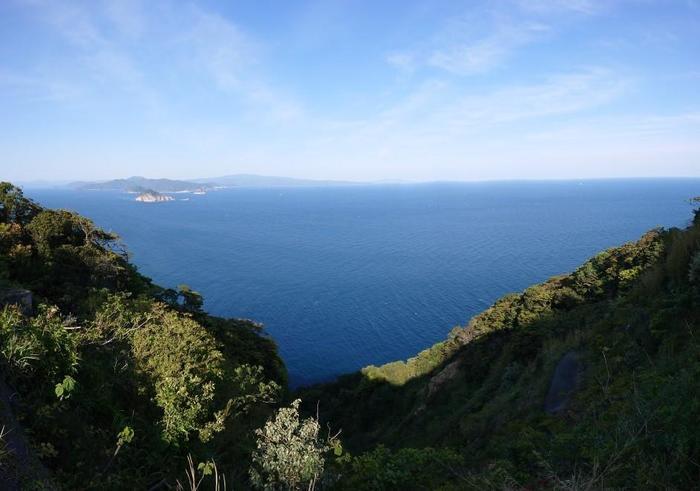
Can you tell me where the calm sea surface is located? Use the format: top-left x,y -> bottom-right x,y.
25,180 -> 700,386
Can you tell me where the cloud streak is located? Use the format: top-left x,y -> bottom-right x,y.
0,69 -> 80,103
337,67 -> 629,144
428,22 -> 549,75
515,0 -> 601,15
6,0 -> 303,123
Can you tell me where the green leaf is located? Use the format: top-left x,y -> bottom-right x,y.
55,375 -> 76,400
198,461 -> 214,476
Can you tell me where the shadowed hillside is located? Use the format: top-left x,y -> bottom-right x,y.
301,203 -> 700,489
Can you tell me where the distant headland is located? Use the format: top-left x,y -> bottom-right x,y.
67,174 -> 364,191
69,176 -> 213,194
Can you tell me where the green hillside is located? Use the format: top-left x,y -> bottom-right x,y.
301,201 -> 700,489
0,183 -> 286,489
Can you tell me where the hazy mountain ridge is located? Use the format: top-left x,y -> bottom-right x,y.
63,174 -> 363,192
68,176 -> 214,193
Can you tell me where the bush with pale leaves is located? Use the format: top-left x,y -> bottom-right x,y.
250,399 -> 338,490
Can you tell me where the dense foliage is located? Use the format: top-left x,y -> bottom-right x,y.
0,183 -> 287,489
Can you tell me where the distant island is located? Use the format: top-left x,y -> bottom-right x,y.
134,189 -> 175,202
69,176 -> 214,193
67,174 -> 366,192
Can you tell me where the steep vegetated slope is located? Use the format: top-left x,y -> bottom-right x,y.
302,204 -> 700,489
0,183 -> 286,488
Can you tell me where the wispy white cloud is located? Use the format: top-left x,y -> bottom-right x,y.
280,67 -> 640,180
8,0 -> 303,123
515,0 -> 601,15
524,112 -> 700,141
385,0 -> 621,77
21,0 -> 106,48
385,13 -> 550,77
0,69 -> 80,102
427,21 -> 549,75
12,0 -> 153,101
386,52 -> 417,73
180,6 -> 304,122
184,8 -> 256,91
342,68 -> 629,141
382,3 -> 555,77
103,0 -> 147,39
439,68 -> 629,128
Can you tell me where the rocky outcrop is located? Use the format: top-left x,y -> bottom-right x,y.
0,289 -> 33,316
427,358 -> 463,399
134,190 -> 174,203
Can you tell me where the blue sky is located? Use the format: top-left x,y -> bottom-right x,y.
1,0 -> 699,182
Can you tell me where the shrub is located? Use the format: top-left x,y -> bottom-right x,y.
130,304 -> 225,443
249,399 -> 339,490
0,305 -> 79,383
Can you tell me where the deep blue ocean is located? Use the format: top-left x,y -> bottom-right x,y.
25,179 -> 700,386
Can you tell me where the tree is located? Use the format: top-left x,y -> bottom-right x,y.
0,182 -> 39,225
692,196 -> 700,224
177,284 -> 204,314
